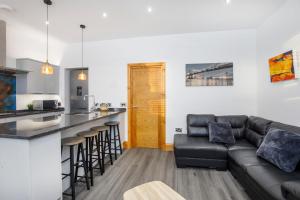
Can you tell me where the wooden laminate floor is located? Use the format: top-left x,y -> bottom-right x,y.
70,148 -> 250,200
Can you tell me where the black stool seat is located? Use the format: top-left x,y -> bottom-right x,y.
104,121 -> 119,126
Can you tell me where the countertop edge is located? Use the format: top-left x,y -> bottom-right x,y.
0,110 -> 126,140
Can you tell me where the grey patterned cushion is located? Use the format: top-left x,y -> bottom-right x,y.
208,122 -> 235,145
257,128 -> 300,173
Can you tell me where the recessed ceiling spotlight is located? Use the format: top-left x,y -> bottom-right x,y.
45,20 -> 50,25
102,12 -> 107,18
226,0 -> 231,5
147,6 -> 152,13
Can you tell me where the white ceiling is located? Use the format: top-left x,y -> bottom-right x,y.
0,0 -> 286,43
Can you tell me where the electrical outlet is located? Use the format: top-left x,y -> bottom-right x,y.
120,103 -> 126,107
175,128 -> 182,133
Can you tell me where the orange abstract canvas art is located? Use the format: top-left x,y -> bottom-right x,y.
269,50 -> 295,83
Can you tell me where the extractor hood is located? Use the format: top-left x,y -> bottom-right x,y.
0,20 -> 29,75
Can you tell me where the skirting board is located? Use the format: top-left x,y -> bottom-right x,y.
122,141 -> 173,152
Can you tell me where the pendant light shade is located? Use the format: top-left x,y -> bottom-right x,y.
41,0 -> 54,75
78,24 -> 87,80
41,62 -> 54,74
78,71 -> 87,80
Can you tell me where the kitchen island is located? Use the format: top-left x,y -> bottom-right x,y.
0,108 -> 126,200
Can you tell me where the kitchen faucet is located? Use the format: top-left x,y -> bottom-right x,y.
84,95 -> 98,112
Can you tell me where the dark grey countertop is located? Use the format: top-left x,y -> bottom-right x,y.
0,108 -> 65,118
0,108 -> 126,140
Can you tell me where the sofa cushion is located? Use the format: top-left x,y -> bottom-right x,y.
246,165 -> 300,199
216,115 -> 248,139
248,116 -> 273,134
245,116 -> 272,147
174,134 -> 227,160
187,114 -> 215,137
257,128 -> 300,173
228,149 -> 270,171
281,180 -> 300,200
245,129 -> 265,148
227,139 -> 256,151
208,122 -> 235,144
271,122 -> 300,135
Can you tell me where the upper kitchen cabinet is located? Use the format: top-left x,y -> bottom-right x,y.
16,58 -> 60,94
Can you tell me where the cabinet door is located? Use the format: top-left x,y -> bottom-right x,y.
16,59 -> 60,94
43,65 -> 59,94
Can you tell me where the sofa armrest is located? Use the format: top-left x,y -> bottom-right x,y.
282,180 -> 300,200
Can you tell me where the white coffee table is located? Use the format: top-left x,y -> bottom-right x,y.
123,181 -> 186,200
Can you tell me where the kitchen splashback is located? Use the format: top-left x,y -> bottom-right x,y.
0,73 -> 16,111
16,94 -> 61,110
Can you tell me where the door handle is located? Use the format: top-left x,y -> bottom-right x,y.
132,106 -> 139,108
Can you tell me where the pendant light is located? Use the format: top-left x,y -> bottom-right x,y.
78,24 -> 87,80
41,0 -> 54,75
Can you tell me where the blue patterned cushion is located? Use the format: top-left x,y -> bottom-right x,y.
257,128 -> 300,173
208,122 -> 235,144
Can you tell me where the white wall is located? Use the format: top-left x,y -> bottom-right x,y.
61,30 -> 258,143
257,0 -> 300,126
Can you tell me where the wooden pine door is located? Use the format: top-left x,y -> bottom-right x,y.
128,63 -> 166,149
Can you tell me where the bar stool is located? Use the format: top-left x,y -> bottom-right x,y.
77,130 -> 103,186
104,121 -> 123,160
91,125 -> 113,172
61,136 -> 90,200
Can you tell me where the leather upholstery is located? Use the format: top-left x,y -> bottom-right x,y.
174,134 -> 227,160
246,165 -> 300,200
216,115 -> 248,139
245,129 -> 264,148
187,114 -> 215,137
227,139 -> 256,151
245,116 -> 272,147
174,134 -> 227,169
271,122 -> 300,135
228,149 -> 269,171
247,116 -> 273,134
174,114 -> 300,200
282,180 -> 300,200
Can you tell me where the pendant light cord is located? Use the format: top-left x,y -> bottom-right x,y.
82,26 -> 83,68
46,3 -> 49,63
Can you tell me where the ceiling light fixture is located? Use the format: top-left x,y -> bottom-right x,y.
78,24 -> 87,81
147,6 -> 152,13
226,0 -> 231,5
102,12 -> 107,18
41,0 -> 54,75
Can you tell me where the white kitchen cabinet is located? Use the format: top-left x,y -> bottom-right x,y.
16,58 -> 60,94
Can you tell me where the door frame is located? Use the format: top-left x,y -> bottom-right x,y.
127,62 -> 166,150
